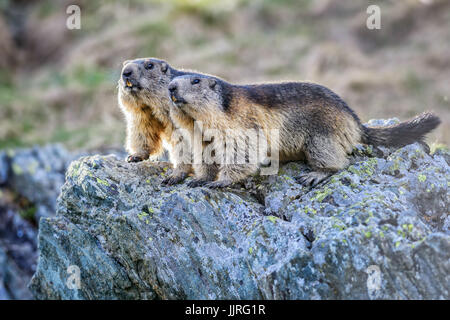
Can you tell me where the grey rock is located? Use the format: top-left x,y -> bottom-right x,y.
0,246 -> 34,300
29,138 -> 450,299
0,144 -> 67,300
0,143 -> 126,299
0,204 -> 38,300
0,151 -> 8,185
0,248 -> 12,300
3,144 -> 126,223
5,144 -> 73,222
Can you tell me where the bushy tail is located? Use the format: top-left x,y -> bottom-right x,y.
361,112 -> 441,148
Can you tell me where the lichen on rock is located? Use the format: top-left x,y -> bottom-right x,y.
29,134 -> 450,299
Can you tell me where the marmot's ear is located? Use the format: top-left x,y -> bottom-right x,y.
208,78 -> 217,89
161,62 -> 168,73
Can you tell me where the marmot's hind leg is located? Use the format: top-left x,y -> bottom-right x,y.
297,135 -> 350,187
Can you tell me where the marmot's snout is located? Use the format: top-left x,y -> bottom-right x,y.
168,82 -> 177,94
121,64 -> 141,91
168,82 -> 185,105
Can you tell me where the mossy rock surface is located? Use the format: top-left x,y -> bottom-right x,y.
29,134 -> 450,299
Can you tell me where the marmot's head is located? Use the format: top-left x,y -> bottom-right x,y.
119,57 -> 173,106
167,74 -> 227,121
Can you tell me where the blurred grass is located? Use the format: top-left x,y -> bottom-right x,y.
0,0 -> 448,151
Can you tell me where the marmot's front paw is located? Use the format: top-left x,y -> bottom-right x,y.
204,180 -> 232,189
162,174 -> 187,186
126,155 -> 144,163
187,179 -> 209,188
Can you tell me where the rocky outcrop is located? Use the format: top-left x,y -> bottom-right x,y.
0,144 -> 73,299
29,130 -> 450,299
0,219 -> 36,300
0,144 -> 75,222
0,144 -> 123,299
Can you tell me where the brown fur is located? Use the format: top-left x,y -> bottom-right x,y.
118,92 -> 166,160
167,74 -> 440,188
118,58 -> 197,184
168,96 -> 219,186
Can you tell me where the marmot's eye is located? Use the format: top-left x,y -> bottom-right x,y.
145,63 -> 154,70
192,79 -> 200,85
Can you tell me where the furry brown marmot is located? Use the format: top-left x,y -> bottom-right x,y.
118,57 -> 196,185
167,74 -> 441,188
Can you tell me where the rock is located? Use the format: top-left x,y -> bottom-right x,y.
29,137 -> 450,299
0,151 -> 8,185
0,144 -> 74,300
0,199 -> 38,300
0,248 -> 13,300
0,143 -> 126,299
6,144 -> 74,222
0,245 -> 35,300
2,144 -> 126,223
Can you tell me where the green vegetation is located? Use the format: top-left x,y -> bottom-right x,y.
19,206 -> 37,221
0,0 -> 448,151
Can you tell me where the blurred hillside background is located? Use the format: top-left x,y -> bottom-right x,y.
0,0 -> 449,300
0,0 -> 449,151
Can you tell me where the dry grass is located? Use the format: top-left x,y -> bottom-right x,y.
0,0 -> 448,150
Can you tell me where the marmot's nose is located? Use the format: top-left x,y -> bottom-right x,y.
122,67 -> 133,79
168,83 -> 177,93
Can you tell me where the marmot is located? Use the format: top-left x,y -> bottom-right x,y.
118,57 -> 196,185
167,75 -> 220,187
167,74 -> 441,188
168,103 -> 220,187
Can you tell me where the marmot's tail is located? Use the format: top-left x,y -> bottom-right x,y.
361,112 -> 441,148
